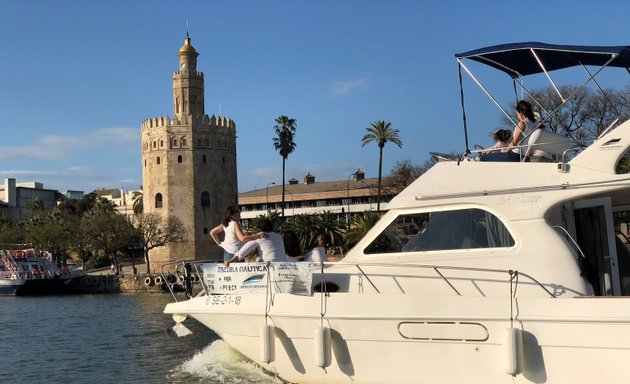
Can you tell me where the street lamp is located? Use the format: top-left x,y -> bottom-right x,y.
285,189 -> 296,216
266,182 -> 276,210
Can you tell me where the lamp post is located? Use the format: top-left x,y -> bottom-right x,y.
347,171 -> 357,223
285,189 -> 295,216
266,182 -> 275,211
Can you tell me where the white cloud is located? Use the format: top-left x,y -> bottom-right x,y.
0,127 -> 138,161
331,75 -> 369,96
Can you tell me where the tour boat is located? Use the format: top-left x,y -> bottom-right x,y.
164,43 -> 630,383
0,249 -> 83,295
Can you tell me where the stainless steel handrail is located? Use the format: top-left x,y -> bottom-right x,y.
162,259 -> 556,302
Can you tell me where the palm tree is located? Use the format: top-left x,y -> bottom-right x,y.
273,115 -> 297,217
361,120 -> 403,212
345,211 -> 381,248
131,190 -> 143,215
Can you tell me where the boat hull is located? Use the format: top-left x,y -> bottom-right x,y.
166,293 -> 630,383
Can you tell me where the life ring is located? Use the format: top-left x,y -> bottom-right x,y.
166,274 -> 176,284
154,275 -> 164,285
144,276 -> 153,286
192,274 -> 200,283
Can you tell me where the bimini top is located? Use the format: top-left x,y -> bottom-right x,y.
455,42 -> 630,78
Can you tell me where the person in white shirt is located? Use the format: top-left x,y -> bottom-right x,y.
305,234 -> 328,263
210,206 -> 263,261
224,219 -> 287,266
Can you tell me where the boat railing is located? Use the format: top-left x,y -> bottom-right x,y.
161,259 -> 555,302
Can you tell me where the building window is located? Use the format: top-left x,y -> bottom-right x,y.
155,193 -> 163,208
178,155 -> 183,163
202,155 -> 207,163
222,156 -> 226,164
182,139 -> 187,147
160,140 -> 164,147
144,159 -> 146,167
201,191 -> 210,207
156,156 -> 160,165
153,141 -> 156,148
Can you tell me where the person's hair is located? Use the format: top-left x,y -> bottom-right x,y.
516,100 -> 536,122
282,230 -> 301,257
222,205 -> 240,227
493,129 -> 512,143
317,234 -> 329,245
258,218 -> 273,232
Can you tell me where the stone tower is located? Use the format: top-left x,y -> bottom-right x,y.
141,34 -> 238,270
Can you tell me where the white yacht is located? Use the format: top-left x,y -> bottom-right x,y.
164,43 -> 630,383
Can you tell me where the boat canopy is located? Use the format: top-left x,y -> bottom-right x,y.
455,42 -> 630,78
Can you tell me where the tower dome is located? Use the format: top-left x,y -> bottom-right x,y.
178,35 -> 198,55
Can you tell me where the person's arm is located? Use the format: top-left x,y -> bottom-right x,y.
233,221 -> 261,242
209,224 -> 224,246
510,121 -> 526,147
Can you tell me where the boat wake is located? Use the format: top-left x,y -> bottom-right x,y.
171,340 -> 284,383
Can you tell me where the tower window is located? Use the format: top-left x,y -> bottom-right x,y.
182,139 -> 187,147
222,156 -> 226,164
156,156 -> 161,165
202,155 -> 207,163
155,193 -> 163,208
153,141 -> 157,148
160,140 -> 164,147
178,155 -> 183,163
144,159 -> 146,167
201,191 -> 210,207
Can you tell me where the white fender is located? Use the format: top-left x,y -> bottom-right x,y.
503,327 -> 523,376
314,326 -> 332,368
260,325 -> 275,363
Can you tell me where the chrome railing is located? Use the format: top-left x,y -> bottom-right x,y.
161,259 -> 555,302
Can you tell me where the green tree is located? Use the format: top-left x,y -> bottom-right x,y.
132,189 -> 143,215
134,213 -> 187,273
362,120 -> 403,212
345,212 -> 382,249
83,211 -> 135,275
273,115 -> 297,217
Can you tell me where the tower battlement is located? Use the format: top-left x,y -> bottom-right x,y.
173,70 -> 204,77
141,114 -> 236,130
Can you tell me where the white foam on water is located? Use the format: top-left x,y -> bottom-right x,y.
176,340 -> 284,383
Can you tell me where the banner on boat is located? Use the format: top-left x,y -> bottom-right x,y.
202,262 -> 314,295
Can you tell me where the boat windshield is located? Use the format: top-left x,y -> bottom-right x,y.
364,208 -> 514,254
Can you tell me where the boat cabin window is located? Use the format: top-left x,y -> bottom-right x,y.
364,208 -> 514,254
615,148 -> 630,174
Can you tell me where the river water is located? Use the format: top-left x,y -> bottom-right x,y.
0,294 -> 282,383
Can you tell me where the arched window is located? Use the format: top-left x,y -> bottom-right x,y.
160,140 -> 164,147
153,141 -> 157,148
202,155 -> 207,163
156,156 -> 161,165
178,155 -> 183,163
155,193 -> 163,208
201,191 -> 210,207
182,139 -> 187,147
222,156 -> 226,164
144,159 -> 146,167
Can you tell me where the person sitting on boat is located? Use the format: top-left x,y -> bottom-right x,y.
210,205 -> 265,262
304,234 -> 328,263
282,230 -> 303,261
224,218 -> 287,266
509,100 -> 553,162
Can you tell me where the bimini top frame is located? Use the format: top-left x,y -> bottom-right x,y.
455,42 -> 630,154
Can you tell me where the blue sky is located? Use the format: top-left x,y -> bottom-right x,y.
1,0 -> 629,193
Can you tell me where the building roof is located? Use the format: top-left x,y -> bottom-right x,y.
239,177 -> 394,205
